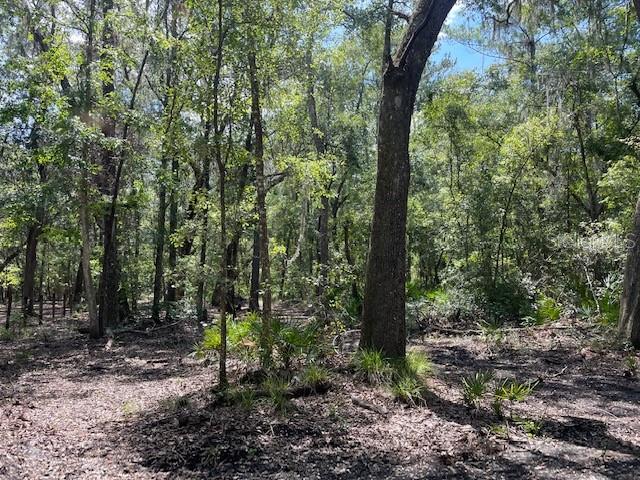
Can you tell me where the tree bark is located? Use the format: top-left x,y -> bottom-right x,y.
79,169 -> 99,338
152,155 -> 168,323
249,49 -> 272,367
249,226 -> 260,311
360,0 -> 457,358
97,0 -> 120,331
5,285 -> 12,329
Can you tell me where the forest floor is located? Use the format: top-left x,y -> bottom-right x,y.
1,308 -> 640,479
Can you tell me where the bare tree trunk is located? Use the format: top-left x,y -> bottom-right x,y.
249,227 -> 260,311
79,169 -> 100,337
249,50 -> 272,367
152,155 -> 168,323
166,157 -> 179,311
360,0 -> 456,358
5,286 -> 12,329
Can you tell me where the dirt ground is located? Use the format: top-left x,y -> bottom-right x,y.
1,312 -> 639,479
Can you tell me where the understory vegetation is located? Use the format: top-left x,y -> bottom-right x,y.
2,0 -> 640,478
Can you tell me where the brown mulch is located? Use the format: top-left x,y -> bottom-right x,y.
1,314 -> 639,479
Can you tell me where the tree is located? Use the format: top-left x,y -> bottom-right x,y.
360,0 -> 457,358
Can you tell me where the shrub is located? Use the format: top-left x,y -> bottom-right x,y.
272,319 -> 320,369
535,294 -> 562,324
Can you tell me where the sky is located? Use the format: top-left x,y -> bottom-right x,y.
431,4 -> 497,73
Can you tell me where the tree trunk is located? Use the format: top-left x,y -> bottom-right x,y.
152,155 -> 168,323
79,168 -> 100,337
619,194 -> 640,348
249,50 -> 272,367
97,0 -> 120,331
249,226 -> 260,311
166,157 -> 179,310
72,257 -> 83,311
360,0 -> 456,358
5,286 -> 12,329
22,224 -> 39,318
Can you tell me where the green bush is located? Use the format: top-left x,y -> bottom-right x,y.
534,294 -> 562,324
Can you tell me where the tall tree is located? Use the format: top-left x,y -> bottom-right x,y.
360,0 -> 457,358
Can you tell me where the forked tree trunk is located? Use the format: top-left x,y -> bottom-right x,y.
360,0 -> 456,358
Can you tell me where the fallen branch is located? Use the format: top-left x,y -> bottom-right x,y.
351,395 -> 388,415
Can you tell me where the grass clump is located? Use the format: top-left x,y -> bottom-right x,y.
225,387 -> 256,410
160,395 -> 191,411
263,375 -> 291,414
353,349 -> 392,385
300,364 -> 330,393
391,375 -> 427,406
534,294 -> 562,324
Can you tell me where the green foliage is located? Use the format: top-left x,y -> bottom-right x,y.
534,295 -> 562,324
226,387 -> 256,410
352,349 -> 392,385
299,364 -> 330,393
391,375 -> 427,407
272,320 -> 320,369
262,375 -> 291,414
623,355 -> 638,377
462,371 -> 494,408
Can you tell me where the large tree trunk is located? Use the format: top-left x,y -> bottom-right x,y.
97,0 -> 120,331
249,50 -> 272,367
360,0 -> 456,358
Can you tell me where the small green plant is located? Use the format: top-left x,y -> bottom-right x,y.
462,371 -> 494,407
535,295 -> 562,324
300,364 -> 330,393
0,327 -> 17,341
391,375 -> 427,406
514,417 -> 543,437
122,400 -> 139,416
401,351 -> 434,379
623,354 -> 638,377
493,379 -> 538,418
263,375 -> 291,413
272,320 -> 319,369
226,387 -> 256,410
489,423 -> 509,438
478,318 -> 505,344
353,349 -> 392,385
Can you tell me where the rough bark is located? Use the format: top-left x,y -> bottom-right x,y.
360,0 -> 457,358
249,50 -> 272,366
97,0 -> 120,331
